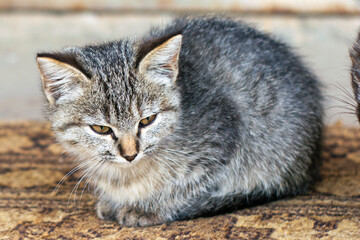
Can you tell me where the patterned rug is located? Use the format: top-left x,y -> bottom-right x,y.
0,122 -> 359,239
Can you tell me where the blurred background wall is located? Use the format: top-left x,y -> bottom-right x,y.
1,0 -> 360,125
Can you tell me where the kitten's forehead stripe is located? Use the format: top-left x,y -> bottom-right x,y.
79,40 -> 139,125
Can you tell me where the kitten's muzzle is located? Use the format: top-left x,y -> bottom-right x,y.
118,134 -> 139,162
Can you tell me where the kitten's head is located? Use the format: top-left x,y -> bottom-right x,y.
37,35 -> 182,170
350,31 -> 360,122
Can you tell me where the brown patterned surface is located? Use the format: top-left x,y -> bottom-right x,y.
0,121 -> 359,239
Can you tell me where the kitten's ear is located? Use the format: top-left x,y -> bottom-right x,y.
138,34 -> 182,87
36,53 -> 90,105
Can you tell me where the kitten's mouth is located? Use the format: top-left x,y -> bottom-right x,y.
103,152 -> 145,167
101,153 -> 129,166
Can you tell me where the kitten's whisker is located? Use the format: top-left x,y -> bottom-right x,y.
327,104 -> 354,109
80,160 -> 104,202
338,85 -> 355,100
328,94 -> 356,104
74,160 -> 103,204
157,152 -> 185,171
67,158 -> 99,208
328,95 -> 357,108
164,148 -> 226,168
151,154 -> 176,173
340,112 -> 357,115
328,105 -> 355,112
338,94 -> 356,106
80,174 -> 94,202
52,160 -> 91,198
150,154 -> 182,180
163,148 -> 192,157
330,83 -> 355,101
69,171 -> 91,207
148,155 -> 168,175
328,111 -> 356,120
52,165 -> 81,198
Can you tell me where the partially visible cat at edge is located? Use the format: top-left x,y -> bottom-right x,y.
350,31 -> 360,122
36,16 -> 323,227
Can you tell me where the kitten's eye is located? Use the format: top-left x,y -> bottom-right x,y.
90,125 -> 112,135
139,115 -> 157,128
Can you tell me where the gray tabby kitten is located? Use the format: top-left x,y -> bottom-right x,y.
36,16 -> 323,227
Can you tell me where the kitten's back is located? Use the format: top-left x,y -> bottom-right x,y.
150,17 -> 323,195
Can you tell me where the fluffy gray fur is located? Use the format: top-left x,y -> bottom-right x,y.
36,16 -> 323,227
350,31 -> 360,122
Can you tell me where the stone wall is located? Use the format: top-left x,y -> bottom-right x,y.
1,0 -> 359,13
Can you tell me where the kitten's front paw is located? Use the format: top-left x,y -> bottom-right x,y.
96,200 -> 116,221
116,206 -> 163,227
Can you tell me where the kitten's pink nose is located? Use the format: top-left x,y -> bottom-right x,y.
118,134 -> 139,162
123,154 -> 137,162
